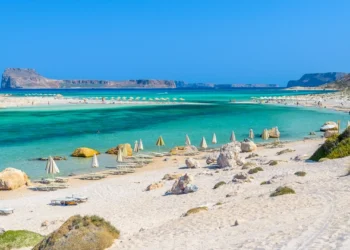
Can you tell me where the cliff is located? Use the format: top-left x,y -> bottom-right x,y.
1,68 -> 178,89
287,72 -> 347,88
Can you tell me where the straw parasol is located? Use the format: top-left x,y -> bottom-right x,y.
261,129 -> 269,140
134,140 -> 139,153
249,129 -> 254,139
212,133 -> 217,144
230,131 -> 236,142
138,139 -> 144,150
185,134 -> 191,146
91,154 -> 99,168
200,136 -> 208,150
117,148 -> 123,162
46,156 -> 60,176
156,136 -> 165,151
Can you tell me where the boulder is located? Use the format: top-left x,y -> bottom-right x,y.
170,145 -> 198,155
232,172 -> 251,183
206,153 -> 219,164
162,173 -> 183,180
241,139 -> 257,152
167,173 -> 197,195
217,142 -> 244,168
185,158 -> 200,168
324,130 -> 338,138
146,181 -> 164,191
320,121 -> 338,131
71,147 -> 100,158
268,127 -> 281,138
105,144 -> 132,156
0,168 -> 31,190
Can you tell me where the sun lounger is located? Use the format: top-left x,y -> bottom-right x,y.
51,198 -> 78,206
40,178 -> 56,184
0,208 -> 14,215
47,184 -> 69,189
67,195 -> 88,203
80,174 -> 107,180
31,186 -> 58,191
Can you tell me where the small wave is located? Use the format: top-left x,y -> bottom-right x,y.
157,92 -> 168,95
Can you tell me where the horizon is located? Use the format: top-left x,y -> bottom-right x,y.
1,0 -> 349,86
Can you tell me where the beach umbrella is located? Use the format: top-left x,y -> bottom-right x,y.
230,131 -> 236,142
91,154 -> 99,168
117,148 -> 123,162
134,140 -> 139,153
261,129 -> 269,140
200,136 -> 208,150
249,129 -> 254,139
138,139 -> 144,151
46,156 -> 60,176
212,133 -> 217,144
156,136 -> 165,151
185,134 -> 191,146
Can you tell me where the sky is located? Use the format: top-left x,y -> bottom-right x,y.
0,0 -> 349,86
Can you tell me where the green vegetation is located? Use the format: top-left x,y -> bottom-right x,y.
310,127 -> 350,161
242,162 -> 257,169
215,202 -> 223,206
213,181 -> 226,189
184,207 -> 208,217
248,167 -> 264,174
33,215 -> 119,250
0,230 -> 43,250
260,180 -> 271,185
270,186 -> 295,197
268,160 -> 278,166
294,171 -> 307,177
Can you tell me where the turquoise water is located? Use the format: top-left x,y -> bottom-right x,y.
0,89 -> 347,179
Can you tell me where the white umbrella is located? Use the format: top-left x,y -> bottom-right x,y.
134,141 -> 139,153
139,139 -> 144,150
185,134 -> 191,146
200,136 -> 208,149
230,131 -> 236,142
91,154 -> 99,168
117,148 -> 123,162
261,129 -> 269,140
249,129 -> 254,139
212,133 -> 217,144
46,156 -> 60,175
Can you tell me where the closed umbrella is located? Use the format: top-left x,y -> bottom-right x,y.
249,129 -> 254,139
185,134 -> 191,146
91,154 -> 99,168
156,136 -> 165,151
230,131 -> 236,142
139,139 -> 144,150
200,136 -> 208,150
46,156 -> 60,176
117,148 -> 123,162
212,133 -> 217,144
134,141 -> 139,153
261,129 -> 269,140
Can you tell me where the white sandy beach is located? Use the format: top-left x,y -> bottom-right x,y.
1,138 -> 350,250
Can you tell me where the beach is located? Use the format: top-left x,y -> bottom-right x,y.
1,137 -> 350,249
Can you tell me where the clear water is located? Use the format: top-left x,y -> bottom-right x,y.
0,89 -> 347,179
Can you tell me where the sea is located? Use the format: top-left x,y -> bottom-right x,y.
0,88 -> 348,179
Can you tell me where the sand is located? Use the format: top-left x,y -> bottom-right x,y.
1,138 -> 350,249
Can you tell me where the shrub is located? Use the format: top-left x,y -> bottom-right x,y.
0,230 -> 43,250
270,186 -> 295,197
242,162 -> 257,169
248,167 -> 264,174
260,180 -> 271,185
213,181 -> 226,189
294,171 -> 306,177
310,127 -> 350,161
184,207 -> 208,217
268,160 -> 278,166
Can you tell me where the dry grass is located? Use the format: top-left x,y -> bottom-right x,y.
184,207 -> 208,217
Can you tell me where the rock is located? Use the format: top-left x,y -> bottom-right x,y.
167,173 -> 197,195
320,121 -> 338,131
146,181 -> 164,191
226,192 -> 236,198
309,131 -> 316,135
32,156 -> 67,161
324,130 -> 338,138
185,157 -> 200,168
105,144 -> 132,156
71,147 -> 100,158
241,139 -> 257,152
232,172 -> 250,183
41,220 -> 49,227
206,153 -> 218,164
268,127 -> 280,138
0,168 -> 31,190
170,145 -> 198,155
162,173 -> 183,180
217,142 -> 244,168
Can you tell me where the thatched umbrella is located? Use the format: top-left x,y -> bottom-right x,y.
230,131 -> 236,142
200,136 -> 208,150
212,133 -> 217,144
156,136 -> 165,151
138,139 -> 144,150
249,129 -> 254,140
185,134 -> 191,146
261,129 -> 269,140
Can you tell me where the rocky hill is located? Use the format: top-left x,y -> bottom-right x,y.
287,72 -> 347,88
1,68 -> 178,89
321,74 -> 350,90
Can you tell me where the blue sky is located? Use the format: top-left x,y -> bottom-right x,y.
0,0 -> 349,86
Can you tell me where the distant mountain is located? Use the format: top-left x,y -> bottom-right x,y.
287,72 -> 347,88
